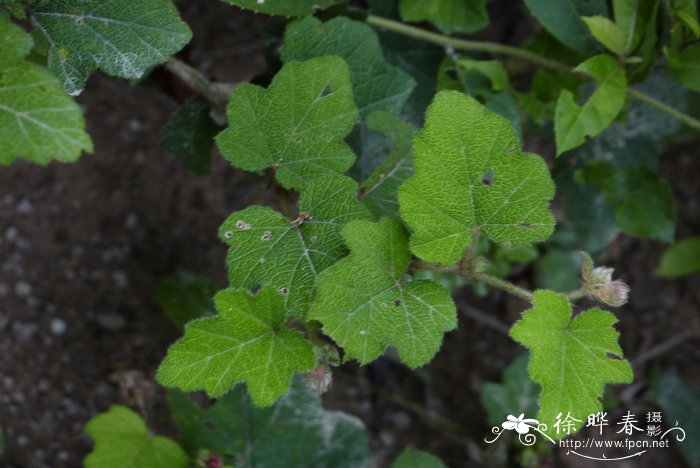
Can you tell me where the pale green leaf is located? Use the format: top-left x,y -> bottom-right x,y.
168,379 -> 369,467
522,0 -> 608,54
0,13 -> 92,165
555,55 -> 627,155
219,175 -> 370,318
656,236 -> 700,278
391,447 -> 447,468
510,290 -> 633,438
399,0 -> 488,34
154,270 -> 220,330
280,16 -> 415,118
399,91 -> 555,266
220,0 -> 341,17
480,353 -> 539,427
32,0 -> 192,95
216,56 -> 358,190
156,287 -> 315,406
359,112 -> 415,218
581,16 -> 626,55
309,218 -> 457,368
84,405 -> 188,468
458,59 -> 509,91
667,44 -> 700,92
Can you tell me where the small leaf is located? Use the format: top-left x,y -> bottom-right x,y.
480,353 -> 539,427
666,44 -> 700,92
309,218 -> 457,368
656,236 -> 700,278
84,405 -> 188,468
510,290 -> 633,438
219,175 -> 370,318
399,0 -> 488,34
157,287 -> 315,406
280,16 -> 416,118
167,379 -> 369,467
216,56 -> 358,190
220,0 -> 341,17
399,91 -> 555,266
581,16 -> 626,55
555,55 -> 627,155
32,0 -> 192,95
154,270 -> 220,330
459,59 -> 509,91
391,447 -> 447,468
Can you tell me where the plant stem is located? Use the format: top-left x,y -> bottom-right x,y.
566,288 -> 587,301
164,58 -> 231,111
472,272 -> 534,302
365,15 -> 700,132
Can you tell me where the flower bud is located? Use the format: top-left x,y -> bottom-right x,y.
580,253 -> 630,307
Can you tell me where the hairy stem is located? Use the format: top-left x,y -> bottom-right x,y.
566,288 -> 587,301
365,15 -> 700,132
472,272 -> 534,302
164,58 -> 231,111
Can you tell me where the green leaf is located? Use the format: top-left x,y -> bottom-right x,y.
656,236 -> 700,278
581,16 -> 626,55
480,353 -> 539,427
399,0 -> 488,34
359,112 -> 414,218
157,287 -> 315,406
280,16 -> 415,118
391,447 -> 447,468
32,0 -> 192,95
161,97 -> 219,175
555,55 -> 627,155
510,290 -> 633,438
216,56 -> 358,190
577,161 -> 676,242
533,249 -> 580,292
667,44 -> 700,92
219,175 -> 370,318
167,379 -> 369,467
399,91 -> 555,266
652,373 -> 700,467
154,270 -> 220,330
84,405 -> 188,468
522,0 -> 608,55
309,218 -> 457,367
458,59 -> 509,91
671,0 -> 700,39
0,12 -> 92,165
220,0 -> 341,17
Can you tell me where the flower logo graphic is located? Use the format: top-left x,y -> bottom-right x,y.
502,414 -> 539,434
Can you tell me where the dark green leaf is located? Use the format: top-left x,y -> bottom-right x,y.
391,447 -> 447,468
652,373 -> 700,467
399,0 -> 488,34
656,236 -> 700,278
480,353 -> 539,426
154,270 -> 220,330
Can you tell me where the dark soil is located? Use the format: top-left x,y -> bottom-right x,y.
0,1 -> 698,467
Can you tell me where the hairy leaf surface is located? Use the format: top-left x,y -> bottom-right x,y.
221,0 -> 341,17
309,218 -> 457,367
32,0 -> 192,95
399,91 -> 555,266
510,290 -> 633,438
157,287 -> 315,406
216,56 -> 358,190
219,176 -> 370,318
399,0 -> 488,34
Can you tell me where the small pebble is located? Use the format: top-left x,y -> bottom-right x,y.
125,213 -> 138,229
14,281 -> 31,297
50,319 -> 67,336
16,198 -> 33,214
96,312 -> 126,331
4,227 -> 18,242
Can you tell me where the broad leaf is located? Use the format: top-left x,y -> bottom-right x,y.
510,290 -> 633,438
555,55 -> 627,155
359,112 -> 414,218
157,287 -> 315,406
391,447 -> 447,468
84,405 -> 188,468
399,0 -> 488,34
578,161 -> 676,242
399,91 -> 555,266
656,236 -> 700,278
480,353 -> 539,427
522,0 -> 608,55
309,218 -> 457,367
216,56 -> 358,190
154,270 -> 220,330
219,175 -> 370,318
280,16 -> 415,118
220,0 -> 341,17
667,44 -> 700,92
168,379 -> 369,467
32,0 -> 192,95
581,16 -> 626,55
0,12 -> 92,165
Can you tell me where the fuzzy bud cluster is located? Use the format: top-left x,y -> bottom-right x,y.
580,253 -> 630,307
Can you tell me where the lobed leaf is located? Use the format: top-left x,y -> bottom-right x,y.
399,0 -> 488,35
220,0 -> 341,17
156,287 -> 315,406
32,0 -> 192,95
84,405 -> 188,468
309,218 -> 457,368
216,56 -> 358,190
219,175 -> 371,318
399,91 -> 555,266
510,290 -> 633,438
391,447 -> 447,468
